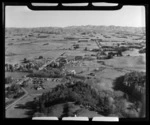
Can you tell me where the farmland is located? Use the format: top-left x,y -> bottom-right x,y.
5,25 -> 146,118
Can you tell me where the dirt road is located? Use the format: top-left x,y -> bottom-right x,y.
5,87 -> 28,110
38,52 -> 65,71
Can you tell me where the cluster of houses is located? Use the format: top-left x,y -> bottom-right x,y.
32,78 -> 46,90
46,55 -> 84,69
5,62 -> 39,72
21,77 -> 47,91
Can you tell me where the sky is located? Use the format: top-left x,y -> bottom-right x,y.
5,5 -> 145,28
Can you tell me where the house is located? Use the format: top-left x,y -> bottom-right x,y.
37,86 -> 42,90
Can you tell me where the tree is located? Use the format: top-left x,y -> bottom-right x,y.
6,83 -> 24,99
84,47 -> 87,51
34,80 -> 115,116
113,71 -> 146,101
39,56 -> 43,59
5,76 -> 13,84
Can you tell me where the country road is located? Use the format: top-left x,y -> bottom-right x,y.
5,87 -> 28,110
38,52 -> 65,71
5,53 -> 63,111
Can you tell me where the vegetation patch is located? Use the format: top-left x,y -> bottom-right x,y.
5,83 -> 25,99
113,71 -> 145,102
112,71 -> 146,117
27,68 -> 63,78
33,81 -> 113,116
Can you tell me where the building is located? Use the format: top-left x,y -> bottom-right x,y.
37,86 -> 42,90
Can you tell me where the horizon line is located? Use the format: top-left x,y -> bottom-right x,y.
5,24 -> 145,29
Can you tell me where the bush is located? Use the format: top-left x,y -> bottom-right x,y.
62,103 -> 75,117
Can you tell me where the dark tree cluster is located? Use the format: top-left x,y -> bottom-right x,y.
139,48 -> 146,53
5,76 -> 14,84
33,81 -> 112,116
113,71 -> 146,102
27,68 -> 63,78
5,84 -> 25,99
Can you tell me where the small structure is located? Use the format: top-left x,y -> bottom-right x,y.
78,39 -> 89,42
37,86 -> 42,90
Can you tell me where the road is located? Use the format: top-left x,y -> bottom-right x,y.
5,86 -> 28,110
38,53 -> 65,71
6,52 -> 63,110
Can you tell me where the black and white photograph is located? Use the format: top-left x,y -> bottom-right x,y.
4,3 -> 146,120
